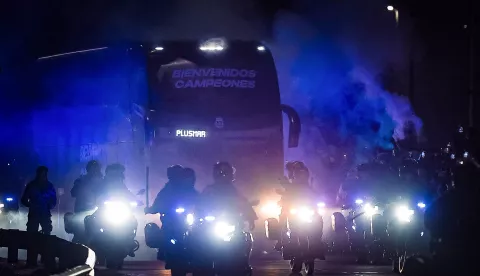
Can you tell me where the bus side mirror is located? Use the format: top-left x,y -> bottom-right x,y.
281,104 -> 301,148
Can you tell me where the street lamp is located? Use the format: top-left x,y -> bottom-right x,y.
387,5 -> 399,26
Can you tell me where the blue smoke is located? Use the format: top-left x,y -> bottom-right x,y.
272,11 -> 422,190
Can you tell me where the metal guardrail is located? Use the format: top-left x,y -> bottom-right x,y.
52,265 -> 93,276
0,229 -> 95,274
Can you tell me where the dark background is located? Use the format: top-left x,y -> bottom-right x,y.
1,0 -> 479,147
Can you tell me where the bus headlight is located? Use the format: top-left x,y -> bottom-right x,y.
103,201 -> 132,225
214,222 -> 235,241
395,205 -> 415,223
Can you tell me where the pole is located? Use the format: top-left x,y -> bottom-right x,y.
409,29 -> 415,109
468,0 -> 475,128
145,166 -> 150,207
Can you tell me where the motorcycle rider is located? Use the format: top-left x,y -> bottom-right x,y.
101,163 -> 135,200
275,162 -> 324,258
183,167 -> 196,189
66,160 -> 103,243
423,127 -> 480,275
21,166 -> 57,266
71,160 -> 103,212
145,165 -> 199,263
201,161 -> 257,230
145,165 -> 198,215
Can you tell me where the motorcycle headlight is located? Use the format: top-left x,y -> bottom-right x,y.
186,213 -> 195,226
214,221 -> 235,241
364,203 -> 379,217
261,201 -> 281,217
317,202 -> 326,215
395,205 -> 415,223
103,201 -> 132,225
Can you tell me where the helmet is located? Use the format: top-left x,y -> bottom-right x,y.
105,163 -> 125,179
286,161 -> 307,179
167,165 -> 184,181
213,161 -> 235,182
36,166 -> 48,175
86,160 -> 101,173
292,165 -> 310,183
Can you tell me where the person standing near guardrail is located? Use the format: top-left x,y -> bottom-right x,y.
20,166 -> 57,266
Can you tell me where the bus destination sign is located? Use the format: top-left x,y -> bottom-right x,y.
176,129 -> 207,138
171,68 -> 257,89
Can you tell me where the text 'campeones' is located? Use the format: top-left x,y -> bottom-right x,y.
172,68 -> 257,89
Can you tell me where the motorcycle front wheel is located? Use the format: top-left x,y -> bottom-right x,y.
305,260 -> 315,275
171,268 -> 188,276
106,253 -> 125,270
290,258 -> 303,274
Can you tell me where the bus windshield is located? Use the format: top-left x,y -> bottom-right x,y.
147,41 -> 280,127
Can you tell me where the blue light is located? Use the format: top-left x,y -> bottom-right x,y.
205,216 -> 215,221
355,199 -> 363,205
417,202 -> 426,208
6,197 -> 13,202
170,239 -> 176,245
175,208 -> 185,213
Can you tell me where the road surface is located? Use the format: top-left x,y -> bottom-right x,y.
96,256 -> 394,276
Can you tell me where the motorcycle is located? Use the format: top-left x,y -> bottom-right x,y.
336,196 -> 428,268
265,198 -> 324,275
64,207 -> 98,244
0,195 -> 20,227
340,197 -> 388,264
84,189 -> 145,269
187,200 -> 259,276
144,205 -> 195,276
388,199 -> 429,274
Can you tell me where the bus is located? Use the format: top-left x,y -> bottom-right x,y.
144,38 -> 301,199
22,39 -> 300,251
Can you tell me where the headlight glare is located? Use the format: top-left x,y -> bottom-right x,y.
261,201 -> 281,217
186,213 -> 194,225
295,207 -> 315,222
395,205 -> 415,223
205,216 -> 216,221
214,222 -> 235,241
103,201 -> 131,224
364,203 -> 379,216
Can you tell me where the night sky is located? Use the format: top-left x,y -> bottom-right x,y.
1,0 -> 479,147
